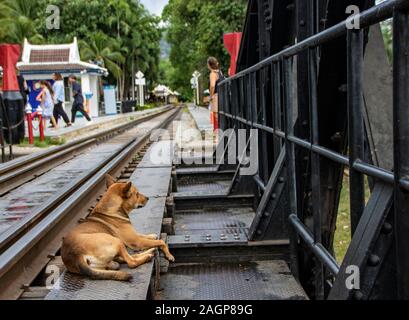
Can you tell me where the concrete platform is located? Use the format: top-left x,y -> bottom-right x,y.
188,105 -> 212,132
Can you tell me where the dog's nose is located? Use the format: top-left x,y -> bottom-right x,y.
146,197 -> 150,201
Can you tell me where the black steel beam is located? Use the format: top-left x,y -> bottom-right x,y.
347,29 -> 365,235
393,7 -> 409,300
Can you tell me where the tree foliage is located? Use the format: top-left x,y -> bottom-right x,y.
381,20 -> 392,62
0,0 -> 162,100
163,0 -> 247,99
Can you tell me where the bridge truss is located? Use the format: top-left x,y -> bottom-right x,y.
218,0 -> 409,300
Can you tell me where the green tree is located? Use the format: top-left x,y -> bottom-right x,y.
79,32 -> 124,80
0,0 -> 44,44
381,20 -> 392,62
163,0 -> 247,100
0,0 -> 162,101
158,58 -> 176,86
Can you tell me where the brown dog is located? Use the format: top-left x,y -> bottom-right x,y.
61,174 -> 175,281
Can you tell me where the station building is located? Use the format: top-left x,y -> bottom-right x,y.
153,84 -> 180,104
16,38 -> 108,118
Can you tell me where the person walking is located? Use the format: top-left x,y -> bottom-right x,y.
68,75 -> 92,124
16,71 -> 29,106
207,57 -> 223,131
52,73 -> 71,127
36,80 -> 58,130
16,71 -> 29,139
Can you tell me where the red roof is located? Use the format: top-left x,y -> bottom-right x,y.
29,49 -> 70,63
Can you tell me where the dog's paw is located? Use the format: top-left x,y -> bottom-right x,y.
166,254 -> 176,263
121,273 -> 133,282
146,253 -> 155,262
146,234 -> 158,240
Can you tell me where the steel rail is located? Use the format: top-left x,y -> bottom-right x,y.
0,106 -> 173,182
0,107 -> 177,254
0,139 -> 96,196
0,107 -> 180,300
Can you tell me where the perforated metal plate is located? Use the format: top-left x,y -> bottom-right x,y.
176,166 -> 220,175
170,206 -> 255,247
156,261 -> 308,300
177,207 -> 253,230
168,229 -> 249,248
174,179 -> 231,199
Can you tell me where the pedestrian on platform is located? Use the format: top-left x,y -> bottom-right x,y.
36,80 -> 58,130
68,75 -> 92,124
52,73 -> 72,128
16,70 -> 30,107
207,57 -> 224,131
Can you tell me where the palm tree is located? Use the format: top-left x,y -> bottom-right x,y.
79,32 -> 124,80
0,0 -> 43,44
79,32 -> 125,99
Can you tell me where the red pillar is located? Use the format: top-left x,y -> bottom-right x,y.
37,107 -> 44,142
0,44 -> 25,144
0,44 -> 20,92
25,105 -> 34,144
223,32 -> 242,76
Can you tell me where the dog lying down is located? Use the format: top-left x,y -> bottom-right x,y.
61,174 -> 175,281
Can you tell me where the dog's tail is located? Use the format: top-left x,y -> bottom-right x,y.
78,256 -> 132,282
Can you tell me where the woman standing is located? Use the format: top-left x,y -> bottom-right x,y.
36,80 -> 58,130
207,57 -> 223,131
52,73 -> 72,127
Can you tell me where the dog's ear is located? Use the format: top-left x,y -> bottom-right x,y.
122,182 -> 133,198
106,174 -> 116,189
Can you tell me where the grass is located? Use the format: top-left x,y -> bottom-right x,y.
19,137 -> 66,148
334,175 -> 352,262
137,102 -> 163,111
334,173 -> 371,263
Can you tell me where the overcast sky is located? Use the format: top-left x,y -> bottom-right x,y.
141,0 -> 169,16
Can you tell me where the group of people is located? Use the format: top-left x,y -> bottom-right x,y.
32,59 -> 221,132
36,74 -> 92,130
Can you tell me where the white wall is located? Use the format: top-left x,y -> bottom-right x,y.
81,74 -> 99,118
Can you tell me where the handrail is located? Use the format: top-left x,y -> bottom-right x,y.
221,0 -> 409,83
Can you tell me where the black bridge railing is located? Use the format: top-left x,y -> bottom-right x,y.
218,0 -> 409,299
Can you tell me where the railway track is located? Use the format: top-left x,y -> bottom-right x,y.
0,106 -> 174,196
0,106 -> 180,300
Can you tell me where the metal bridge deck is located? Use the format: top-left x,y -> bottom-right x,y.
157,261 -> 307,300
44,106 -> 308,301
